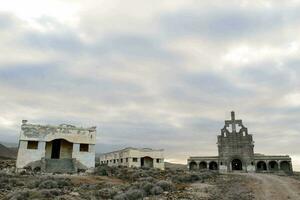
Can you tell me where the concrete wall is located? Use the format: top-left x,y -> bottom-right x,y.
16,140 -> 46,169
60,140 -> 73,159
20,122 -> 96,145
45,142 -> 52,159
72,143 -> 95,169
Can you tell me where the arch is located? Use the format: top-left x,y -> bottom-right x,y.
199,161 -> 207,170
256,161 -> 267,171
268,161 -> 278,171
209,161 -> 218,170
231,159 -> 243,170
141,156 -> 153,168
280,161 -> 291,172
45,139 -> 73,159
189,161 -> 198,170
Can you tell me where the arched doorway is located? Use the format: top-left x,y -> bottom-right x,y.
141,156 -> 153,168
256,161 -> 267,171
209,161 -> 218,170
268,161 -> 278,171
231,159 -> 243,170
46,139 -> 73,159
189,161 -> 197,170
280,161 -> 290,172
199,161 -> 207,170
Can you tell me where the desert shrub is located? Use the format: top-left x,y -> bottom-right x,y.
113,193 -> 128,200
125,189 -> 144,200
95,188 -> 117,199
33,167 -> 41,173
172,171 -> 217,183
40,189 -> 62,198
56,178 -> 72,188
150,186 -> 163,195
139,182 -> 155,195
172,173 -> 200,183
156,180 -> 174,191
80,183 -> 98,191
6,190 -> 30,200
39,180 -> 58,189
138,177 -> 155,183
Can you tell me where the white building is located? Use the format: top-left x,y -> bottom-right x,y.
16,120 -> 96,173
99,147 -> 165,170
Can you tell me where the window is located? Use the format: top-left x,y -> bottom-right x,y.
80,144 -> 89,152
121,158 -> 123,163
133,158 -> 138,162
114,159 -> 116,163
156,159 -> 160,163
126,158 -> 128,162
27,141 -> 38,149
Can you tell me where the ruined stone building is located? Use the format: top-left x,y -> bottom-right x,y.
99,147 -> 165,170
16,120 -> 96,173
188,111 -> 293,173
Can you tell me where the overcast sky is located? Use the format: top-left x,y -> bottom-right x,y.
0,0 -> 300,169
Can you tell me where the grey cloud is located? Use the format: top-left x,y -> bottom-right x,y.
160,7 -> 300,40
0,12 -> 19,30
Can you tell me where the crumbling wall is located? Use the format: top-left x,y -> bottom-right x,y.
72,143 -> 95,169
16,141 -> 45,169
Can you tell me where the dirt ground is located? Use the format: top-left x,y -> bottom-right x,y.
244,173 -> 300,200
187,173 -> 300,200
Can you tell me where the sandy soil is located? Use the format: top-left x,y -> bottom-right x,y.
243,173 -> 300,200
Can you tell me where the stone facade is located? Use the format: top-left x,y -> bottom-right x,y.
188,111 -> 293,173
99,147 -> 165,170
16,120 -> 96,173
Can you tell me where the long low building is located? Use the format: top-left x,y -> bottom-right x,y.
187,111 -> 293,173
99,147 -> 165,170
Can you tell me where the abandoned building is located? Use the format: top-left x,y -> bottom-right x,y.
99,147 -> 165,170
188,111 -> 293,173
16,120 -> 96,173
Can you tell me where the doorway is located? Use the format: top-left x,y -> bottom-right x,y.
141,156 -> 153,168
232,159 -> 243,170
51,139 -> 61,159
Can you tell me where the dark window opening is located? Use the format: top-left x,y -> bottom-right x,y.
133,158 -> 138,162
156,159 -> 160,163
80,144 -> 89,152
27,141 -> 38,149
126,158 -> 128,162
121,159 -> 123,163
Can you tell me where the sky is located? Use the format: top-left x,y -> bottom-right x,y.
0,0 -> 300,170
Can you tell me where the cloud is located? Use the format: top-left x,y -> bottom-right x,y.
160,5 -> 300,40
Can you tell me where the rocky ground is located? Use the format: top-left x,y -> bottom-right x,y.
0,160 -> 299,200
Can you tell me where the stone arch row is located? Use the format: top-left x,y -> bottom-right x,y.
256,160 -> 291,172
189,160 -> 218,170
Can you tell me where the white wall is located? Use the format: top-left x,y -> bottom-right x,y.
16,140 -> 46,169
72,143 -> 95,168
99,148 -> 165,170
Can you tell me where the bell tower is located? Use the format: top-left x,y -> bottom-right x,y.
217,111 -> 255,172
